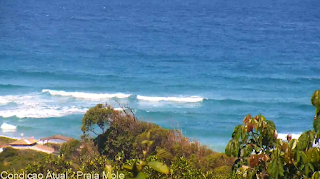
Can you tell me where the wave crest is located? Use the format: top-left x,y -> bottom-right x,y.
0,93 -> 89,118
0,106 -> 87,118
137,95 -> 204,103
1,123 -> 17,132
0,97 -> 10,105
42,89 -> 131,100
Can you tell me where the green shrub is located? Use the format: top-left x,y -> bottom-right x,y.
2,102 -> 236,178
0,147 -> 48,171
60,139 -> 81,157
0,137 -> 16,145
213,165 -> 230,175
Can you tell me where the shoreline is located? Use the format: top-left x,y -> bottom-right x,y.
0,131 -> 304,150
0,134 -> 66,144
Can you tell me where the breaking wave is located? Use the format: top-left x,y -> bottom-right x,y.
1,123 -> 17,132
0,97 -> 10,105
0,93 -> 88,118
137,95 -> 204,103
0,106 -> 87,118
42,89 -> 131,100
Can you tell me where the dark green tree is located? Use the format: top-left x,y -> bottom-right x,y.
81,104 -> 120,135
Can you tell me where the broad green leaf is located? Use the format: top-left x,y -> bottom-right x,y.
134,172 -> 147,179
307,148 -> 320,163
225,139 -> 240,157
308,162 -> 315,172
305,163 -> 310,176
225,142 -> 232,156
232,125 -> 243,140
147,161 -> 169,174
123,165 -> 133,170
312,171 -> 320,179
311,90 -> 320,108
256,115 -> 266,123
141,140 -> 149,145
267,149 -> 285,179
289,139 -> 297,150
301,152 -> 308,164
138,161 -> 146,170
267,120 -> 276,131
296,151 -> 301,164
298,131 -> 315,150
299,164 -> 305,171
242,144 -> 254,157
314,117 -> 320,133
241,132 -> 249,142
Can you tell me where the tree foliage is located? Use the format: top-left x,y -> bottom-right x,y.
11,90 -> 320,178
60,139 -> 81,158
226,90 -> 320,179
81,104 -> 121,135
9,103 -> 233,178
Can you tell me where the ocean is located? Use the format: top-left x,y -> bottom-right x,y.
0,0 -> 319,152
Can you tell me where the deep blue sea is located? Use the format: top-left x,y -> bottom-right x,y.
0,0 -> 320,152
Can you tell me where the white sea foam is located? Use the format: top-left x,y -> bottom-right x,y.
277,133 -> 320,147
137,95 -> 204,103
0,97 -> 10,105
1,123 -> 17,130
0,93 -> 89,118
1,123 -> 17,132
277,133 -> 302,140
0,95 -> 35,106
42,89 -> 131,100
0,106 -> 87,118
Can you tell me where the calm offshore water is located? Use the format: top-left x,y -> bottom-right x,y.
0,0 -> 320,152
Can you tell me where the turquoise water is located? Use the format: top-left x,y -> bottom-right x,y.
0,0 -> 320,152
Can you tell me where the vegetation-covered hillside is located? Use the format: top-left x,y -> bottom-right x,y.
0,105 -> 234,178
1,90 -> 319,179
